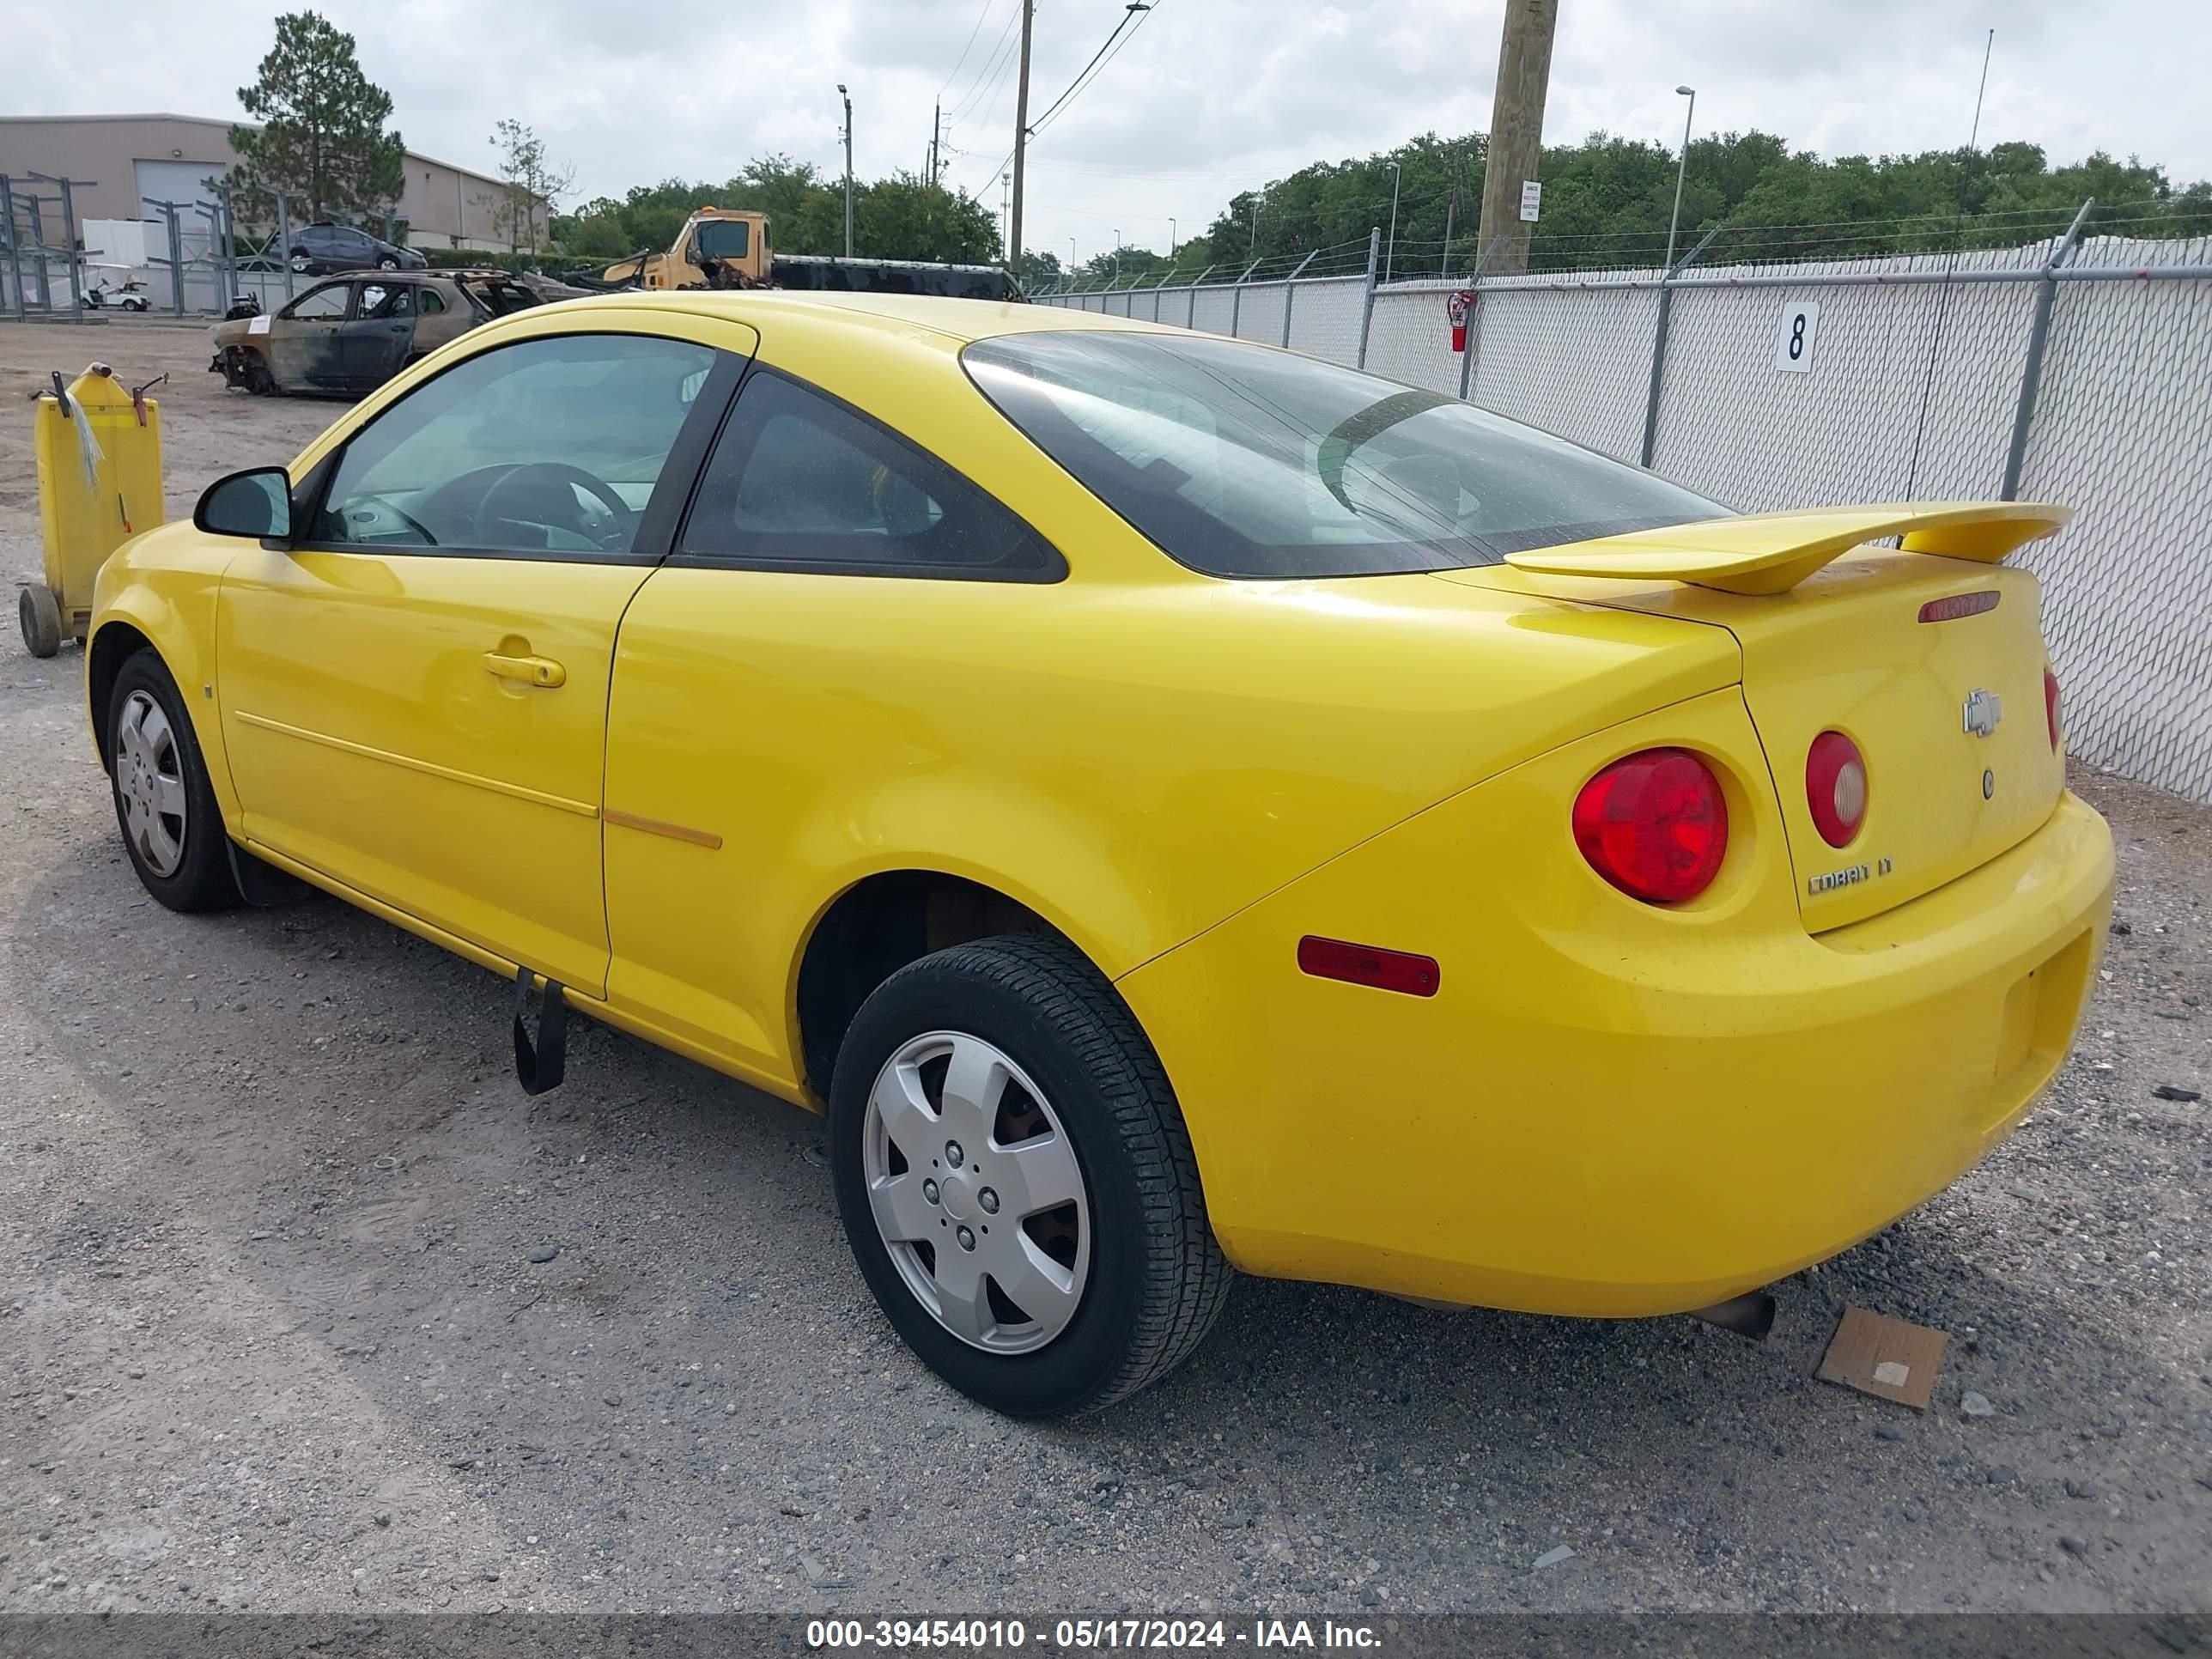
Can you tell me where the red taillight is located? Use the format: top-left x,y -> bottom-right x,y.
1571,748 -> 1729,904
1805,730 -> 1868,848
1297,936 -> 1440,997
2045,667 -> 2063,750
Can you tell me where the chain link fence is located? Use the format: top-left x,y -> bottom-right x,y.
1038,213 -> 2212,802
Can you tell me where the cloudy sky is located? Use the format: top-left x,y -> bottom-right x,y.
19,0 -> 2209,264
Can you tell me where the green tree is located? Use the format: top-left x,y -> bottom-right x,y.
1109,125 -> 2212,288
848,173 -> 1000,263
487,118 -> 574,253
726,155 -> 844,252
230,11 -> 404,224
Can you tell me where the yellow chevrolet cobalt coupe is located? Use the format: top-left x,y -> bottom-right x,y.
88,292 -> 2113,1415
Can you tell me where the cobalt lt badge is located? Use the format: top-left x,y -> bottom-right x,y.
1962,688 -> 2003,738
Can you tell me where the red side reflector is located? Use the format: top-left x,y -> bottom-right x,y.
1917,591 -> 2001,623
1297,936 -> 1440,997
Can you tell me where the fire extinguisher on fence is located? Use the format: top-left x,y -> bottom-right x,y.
1449,289 -> 1477,354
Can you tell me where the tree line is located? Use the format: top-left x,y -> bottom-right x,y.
215,11 -> 2209,290
551,164 -> 1002,270
1073,128 -> 2212,289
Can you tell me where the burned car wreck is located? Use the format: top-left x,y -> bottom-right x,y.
209,270 -> 586,397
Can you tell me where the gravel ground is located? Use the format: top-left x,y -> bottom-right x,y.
3,318 -> 2209,1619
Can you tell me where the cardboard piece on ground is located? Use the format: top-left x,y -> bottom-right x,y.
1816,1306 -> 1948,1410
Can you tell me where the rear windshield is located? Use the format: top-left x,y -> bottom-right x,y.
963,331 -> 1728,579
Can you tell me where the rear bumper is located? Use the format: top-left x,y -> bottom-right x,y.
1119,694 -> 2114,1316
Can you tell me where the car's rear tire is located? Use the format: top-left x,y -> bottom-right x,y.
829,933 -> 1230,1417
106,648 -> 240,913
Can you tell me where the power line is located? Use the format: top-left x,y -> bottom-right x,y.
945,8 -> 1023,127
1028,0 -> 1164,140
937,0 -> 1003,100
965,1 -> 1166,207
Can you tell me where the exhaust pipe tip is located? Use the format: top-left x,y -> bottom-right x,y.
1688,1290 -> 1776,1341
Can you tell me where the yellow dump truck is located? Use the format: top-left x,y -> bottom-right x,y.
579,207 -> 1023,300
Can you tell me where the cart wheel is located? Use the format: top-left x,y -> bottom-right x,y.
19,585 -> 62,659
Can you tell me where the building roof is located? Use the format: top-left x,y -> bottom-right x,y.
0,112 -> 505,192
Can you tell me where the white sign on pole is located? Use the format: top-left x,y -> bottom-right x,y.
1519,180 -> 1542,222
1774,301 -> 1820,373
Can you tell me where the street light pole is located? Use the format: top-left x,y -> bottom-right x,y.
1113,228 -> 1121,284
1666,85 -> 1696,270
1168,216 -> 1177,259
837,83 -> 854,258
1384,161 -> 1401,283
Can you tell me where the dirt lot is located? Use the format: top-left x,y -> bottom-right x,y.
3,317 -> 2209,1618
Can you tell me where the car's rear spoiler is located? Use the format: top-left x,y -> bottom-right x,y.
1504,501 -> 2072,596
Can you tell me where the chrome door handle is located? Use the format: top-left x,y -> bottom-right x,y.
483,651 -> 566,689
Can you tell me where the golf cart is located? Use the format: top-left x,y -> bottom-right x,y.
81,264 -> 152,312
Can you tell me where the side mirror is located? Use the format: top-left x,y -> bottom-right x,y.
194,466 -> 295,542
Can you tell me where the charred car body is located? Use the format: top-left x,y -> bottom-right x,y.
210,270 -> 578,397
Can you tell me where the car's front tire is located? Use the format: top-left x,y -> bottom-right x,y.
830,934 -> 1231,1417
106,648 -> 240,913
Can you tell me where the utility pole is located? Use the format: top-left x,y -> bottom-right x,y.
1007,0 -> 1034,275
930,102 -> 942,186
837,83 -> 854,258
1440,187 -> 1455,274
1474,0 -> 1558,276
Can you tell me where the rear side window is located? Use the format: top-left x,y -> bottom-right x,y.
963,331 -> 1727,580
676,370 -> 1062,580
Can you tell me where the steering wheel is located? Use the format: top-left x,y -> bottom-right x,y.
474,461 -> 635,550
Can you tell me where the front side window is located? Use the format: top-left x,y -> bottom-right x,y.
678,370 -> 1060,580
693,220 -> 750,262
283,283 -> 351,320
311,332 -> 717,556
417,288 -> 447,314
963,331 -> 1728,580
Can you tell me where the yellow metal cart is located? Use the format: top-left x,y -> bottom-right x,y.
22,363 -> 165,658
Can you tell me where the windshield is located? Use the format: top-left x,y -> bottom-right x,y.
963,331 -> 1728,579
694,219 -> 751,260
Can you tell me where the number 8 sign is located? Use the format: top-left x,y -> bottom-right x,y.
1774,301 -> 1820,374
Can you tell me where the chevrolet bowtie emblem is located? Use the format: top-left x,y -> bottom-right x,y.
1962,688 -> 2003,738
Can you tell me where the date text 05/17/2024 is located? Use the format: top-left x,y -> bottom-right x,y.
805,1619 -> 1383,1650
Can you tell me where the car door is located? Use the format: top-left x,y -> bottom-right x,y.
266,280 -> 357,390
214,318 -> 754,996
337,281 -> 416,388
602,366 -> 1064,1083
